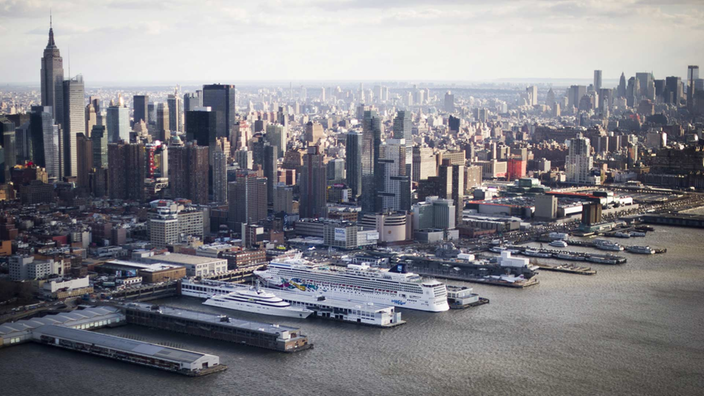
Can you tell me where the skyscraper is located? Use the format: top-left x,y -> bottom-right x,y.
91,125 -> 108,169
40,18 -> 64,126
594,70 -> 603,91
202,84 -> 236,139
228,172 -> 267,229
186,108 -> 216,148
299,145 -> 327,219
618,72 -> 627,98
156,103 -> 170,141
30,106 -> 62,179
62,75 -> 85,177
85,102 -> 96,138
664,76 -> 682,105
688,65 -> 699,110
167,92 -> 182,133
263,144 -> 277,205
75,133 -> 92,188
444,91 -> 455,113
305,121 -> 324,145
526,86 -> 538,106
265,123 -> 287,158
377,139 -> 411,212
565,133 -> 593,184
212,146 -> 227,204
345,132 -> 362,199
0,118 -> 16,182
169,142 -> 209,204
106,101 -> 130,143
133,95 -> 149,125
183,91 -> 202,128
361,109 -> 382,212
108,142 -> 145,201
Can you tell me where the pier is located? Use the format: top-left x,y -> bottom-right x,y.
119,302 -> 312,353
640,213 -> 704,228
533,263 -> 596,275
33,325 -> 226,376
0,306 -> 226,376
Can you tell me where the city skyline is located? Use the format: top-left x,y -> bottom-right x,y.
1,0 -> 703,84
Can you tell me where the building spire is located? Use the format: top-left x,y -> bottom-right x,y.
47,10 -> 56,47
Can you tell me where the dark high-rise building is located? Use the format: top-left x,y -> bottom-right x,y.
30,106 -> 62,179
108,142 -> 145,201
263,144 -> 277,205
62,75 -> 85,177
133,95 -> 149,124
300,145 -> 327,219
228,171 -> 267,229
361,109 -> 382,212
169,142 -> 209,204
664,76 -> 682,105
0,118 -> 16,182
688,65 -> 699,110
202,84 -> 236,139
91,125 -> 108,169
345,132 -> 362,198
448,115 -> 460,133
186,109 -> 217,148
75,133 -> 92,188
438,159 -> 464,224
183,91 -> 202,128
212,146 -> 227,204
393,110 -> 412,142
167,92 -> 182,133
40,18 -> 64,126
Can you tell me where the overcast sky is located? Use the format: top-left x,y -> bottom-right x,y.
1,0 -> 703,85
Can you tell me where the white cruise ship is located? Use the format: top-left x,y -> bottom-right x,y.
254,257 -> 449,312
203,286 -> 312,319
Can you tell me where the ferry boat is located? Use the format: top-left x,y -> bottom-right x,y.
549,240 -> 568,248
522,249 -> 552,258
626,245 -> 656,255
203,284 -> 312,319
594,239 -> 624,251
553,252 -> 586,261
255,256 -> 450,312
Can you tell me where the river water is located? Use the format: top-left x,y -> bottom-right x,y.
1,225 -> 703,396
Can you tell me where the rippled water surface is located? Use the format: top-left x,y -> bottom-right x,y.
2,226 -> 703,396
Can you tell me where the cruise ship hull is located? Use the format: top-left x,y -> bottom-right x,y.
203,298 -> 312,318
256,272 -> 449,313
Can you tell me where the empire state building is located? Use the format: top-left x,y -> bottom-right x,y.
40,18 -> 64,125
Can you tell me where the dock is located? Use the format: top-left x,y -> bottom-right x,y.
0,306 -> 226,376
410,269 -> 539,288
33,325 -> 226,376
534,263 -> 596,275
446,286 -> 490,309
119,302 -> 312,353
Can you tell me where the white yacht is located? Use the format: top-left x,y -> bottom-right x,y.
549,240 -> 568,248
255,256 -> 449,312
203,285 -> 312,319
594,239 -> 624,251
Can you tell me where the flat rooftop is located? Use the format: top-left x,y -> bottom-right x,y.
123,302 -> 303,336
143,253 -> 225,265
33,325 -> 209,364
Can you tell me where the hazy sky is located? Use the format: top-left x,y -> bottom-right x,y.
1,0 -> 703,84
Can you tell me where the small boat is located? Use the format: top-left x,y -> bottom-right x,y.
549,240 -> 568,248
629,231 -> 646,237
594,239 -> 624,251
613,232 -> 630,238
523,249 -> 552,258
626,246 -> 656,254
